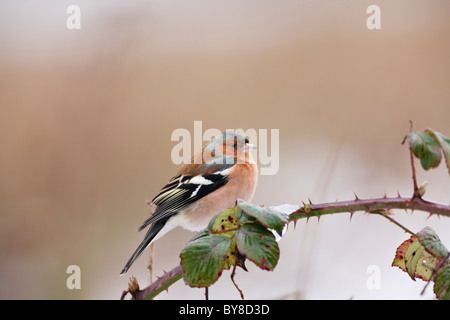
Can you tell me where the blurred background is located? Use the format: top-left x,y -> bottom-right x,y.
0,0 -> 449,300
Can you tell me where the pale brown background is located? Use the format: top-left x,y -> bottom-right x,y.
0,0 -> 449,299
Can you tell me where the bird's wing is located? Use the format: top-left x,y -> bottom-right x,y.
120,168 -> 231,275
137,167 -> 232,231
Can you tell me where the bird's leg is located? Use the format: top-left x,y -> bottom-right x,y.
147,242 -> 155,283
146,200 -> 155,284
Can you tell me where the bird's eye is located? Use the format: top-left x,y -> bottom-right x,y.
229,138 -> 238,149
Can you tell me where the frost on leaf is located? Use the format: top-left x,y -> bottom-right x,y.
237,199 -> 288,236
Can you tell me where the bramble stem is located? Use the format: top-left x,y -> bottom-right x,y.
125,264 -> 183,300
230,264 -> 245,300
125,195 -> 449,300
374,213 -> 416,235
406,121 -> 420,197
289,196 -> 450,221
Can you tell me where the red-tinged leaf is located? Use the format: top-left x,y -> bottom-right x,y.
392,237 -> 412,272
392,234 -> 437,281
235,223 -> 279,271
393,227 -> 450,300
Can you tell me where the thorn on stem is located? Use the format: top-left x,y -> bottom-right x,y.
120,290 -> 129,300
292,220 -> 297,229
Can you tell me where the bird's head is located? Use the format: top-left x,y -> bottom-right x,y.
203,131 -> 256,166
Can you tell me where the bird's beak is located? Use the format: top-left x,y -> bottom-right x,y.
244,143 -> 257,152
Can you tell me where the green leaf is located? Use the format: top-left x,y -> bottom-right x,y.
190,228 -> 210,241
235,223 -> 279,271
417,226 -> 448,260
407,131 -> 442,170
208,207 -> 239,237
180,235 -> 232,287
180,202 -> 286,289
434,263 -> 450,300
404,240 -> 429,280
426,129 -> 450,176
237,199 -> 288,236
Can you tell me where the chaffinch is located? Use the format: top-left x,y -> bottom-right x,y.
120,131 -> 258,275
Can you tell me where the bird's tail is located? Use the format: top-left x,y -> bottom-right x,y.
120,219 -> 167,275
